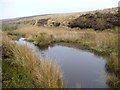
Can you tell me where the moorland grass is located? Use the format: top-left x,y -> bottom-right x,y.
2,34 -> 64,88
106,53 -> 120,88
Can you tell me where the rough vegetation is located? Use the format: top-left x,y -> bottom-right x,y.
68,12 -> 120,30
2,7 -> 120,88
106,53 -> 120,88
2,34 -> 64,88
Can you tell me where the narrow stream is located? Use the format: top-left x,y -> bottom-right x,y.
15,38 -> 109,88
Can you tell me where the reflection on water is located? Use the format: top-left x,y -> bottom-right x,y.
15,38 -> 109,88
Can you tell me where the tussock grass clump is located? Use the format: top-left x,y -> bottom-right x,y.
2,35 -> 64,88
35,33 -> 51,46
106,54 -> 120,74
2,34 -> 14,58
35,60 -> 64,88
107,74 -> 120,88
2,35 -> 38,88
106,53 -> 120,88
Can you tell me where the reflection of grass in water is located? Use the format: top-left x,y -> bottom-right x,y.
2,34 -> 64,88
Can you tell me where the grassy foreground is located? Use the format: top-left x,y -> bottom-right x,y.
2,34 -> 64,88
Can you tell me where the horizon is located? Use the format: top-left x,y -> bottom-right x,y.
0,0 -> 119,19
1,7 -> 117,20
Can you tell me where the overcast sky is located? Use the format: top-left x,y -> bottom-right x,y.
0,0 -> 119,19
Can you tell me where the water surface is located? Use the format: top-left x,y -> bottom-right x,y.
16,38 -> 109,88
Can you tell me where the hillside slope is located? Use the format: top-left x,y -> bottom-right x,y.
2,7 -> 119,30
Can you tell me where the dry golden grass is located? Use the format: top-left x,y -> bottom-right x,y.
106,53 -> 120,88
106,53 -> 119,73
11,44 -> 37,71
12,25 -> 118,54
35,60 -> 64,88
2,34 -> 64,88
